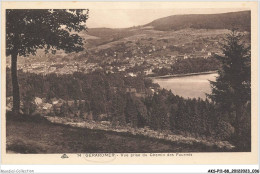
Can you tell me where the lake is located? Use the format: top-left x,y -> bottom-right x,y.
153,73 -> 218,99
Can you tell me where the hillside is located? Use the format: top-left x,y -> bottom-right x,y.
145,10 -> 250,31
8,10 -> 250,76
6,113 -> 234,153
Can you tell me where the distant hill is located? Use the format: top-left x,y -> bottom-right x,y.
11,10 -> 250,66
84,11 -> 250,47
145,11 -> 250,31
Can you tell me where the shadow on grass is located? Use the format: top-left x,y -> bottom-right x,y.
7,139 -> 46,153
6,111 -> 49,123
6,111 -> 238,153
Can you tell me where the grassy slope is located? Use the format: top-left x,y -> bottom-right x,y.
6,113 -> 230,154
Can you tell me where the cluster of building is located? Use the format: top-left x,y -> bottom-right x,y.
14,61 -> 103,75
6,34 -> 223,76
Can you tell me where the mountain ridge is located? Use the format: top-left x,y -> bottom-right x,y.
144,10 -> 250,31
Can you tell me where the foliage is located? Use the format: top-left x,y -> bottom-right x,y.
152,57 -> 220,76
6,9 -> 88,114
6,9 -> 88,56
6,69 -> 234,140
207,30 -> 251,150
208,31 -> 251,110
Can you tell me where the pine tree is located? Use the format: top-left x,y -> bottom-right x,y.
125,94 -> 138,127
111,90 -> 126,126
208,30 -> 251,147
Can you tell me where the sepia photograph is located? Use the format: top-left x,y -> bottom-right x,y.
1,1 -> 258,166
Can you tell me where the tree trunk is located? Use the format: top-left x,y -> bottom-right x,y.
234,103 -> 243,148
11,52 -> 20,115
234,112 -> 241,137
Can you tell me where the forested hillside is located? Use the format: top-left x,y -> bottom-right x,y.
6,69 -> 238,143
146,11 -> 250,31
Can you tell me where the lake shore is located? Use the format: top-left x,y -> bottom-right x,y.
152,72 -> 218,99
149,71 -> 217,79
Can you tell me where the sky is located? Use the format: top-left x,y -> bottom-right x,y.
86,8 -> 248,28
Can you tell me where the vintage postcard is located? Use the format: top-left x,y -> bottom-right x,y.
1,1 -> 258,165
